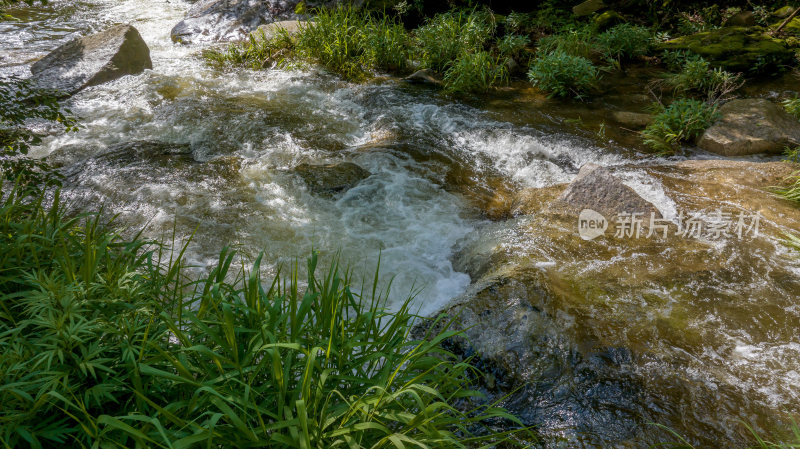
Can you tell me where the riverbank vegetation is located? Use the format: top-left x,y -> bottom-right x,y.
205,0 -> 800,155
5,0 -> 800,447
0,68 -> 532,447
0,182 -> 530,447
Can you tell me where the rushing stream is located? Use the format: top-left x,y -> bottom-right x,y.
2,0 -> 800,447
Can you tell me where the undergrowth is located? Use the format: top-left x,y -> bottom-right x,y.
641,98 -> 719,154
527,50 -> 598,99
0,183 -> 532,448
204,7 -> 514,95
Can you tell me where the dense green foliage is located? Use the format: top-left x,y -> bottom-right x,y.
535,25 -> 598,59
527,50 -> 598,99
596,24 -> 652,61
206,7 -> 514,94
641,98 -> 719,154
442,51 -> 508,94
659,53 -> 743,102
0,184 -> 530,448
414,9 -> 495,74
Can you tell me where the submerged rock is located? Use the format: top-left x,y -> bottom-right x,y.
294,162 -> 370,197
545,163 -> 659,218
444,159 -> 800,447
611,110 -> 652,129
698,98 -> 800,156
30,24 -> 152,95
658,26 -> 793,71
50,140 -> 192,169
170,0 -> 300,44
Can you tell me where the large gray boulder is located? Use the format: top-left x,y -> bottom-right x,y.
30,24 -> 152,95
170,0 -> 300,44
547,163 -> 659,218
698,98 -> 800,156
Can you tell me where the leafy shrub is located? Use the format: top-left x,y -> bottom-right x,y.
442,51 -> 508,94
783,97 -> 800,120
498,33 -> 530,60
642,98 -> 719,154
596,23 -> 652,61
295,6 -> 373,80
661,55 -> 743,102
536,25 -> 598,58
414,9 -> 495,73
365,15 -> 411,72
205,7 -> 413,79
0,183 -> 532,448
528,50 -> 599,99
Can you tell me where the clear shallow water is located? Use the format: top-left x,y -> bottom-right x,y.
4,0 -> 800,446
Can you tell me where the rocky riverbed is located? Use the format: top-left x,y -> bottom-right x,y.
3,0 -> 800,447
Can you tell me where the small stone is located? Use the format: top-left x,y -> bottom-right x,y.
403,69 -> 442,86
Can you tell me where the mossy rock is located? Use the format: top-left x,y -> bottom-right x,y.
658,27 -> 793,72
593,10 -> 625,32
774,17 -> 800,35
772,5 -> 796,19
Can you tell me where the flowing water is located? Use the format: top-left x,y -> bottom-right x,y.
2,0 -> 800,447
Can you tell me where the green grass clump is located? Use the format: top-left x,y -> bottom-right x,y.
660,54 -> 743,102
497,33 -> 530,60
295,6 -> 379,80
0,183 -> 531,448
414,9 -> 495,74
528,50 -> 599,99
536,25 -> 598,59
203,26 -> 297,70
596,23 -> 652,61
442,51 -> 508,94
205,7 -> 410,80
641,98 -> 719,154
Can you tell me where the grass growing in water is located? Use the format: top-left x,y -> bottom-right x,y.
205,7 -> 410,80
205,7 -> 512,95
0,183 -> 532,448
641,98 -> 719,154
